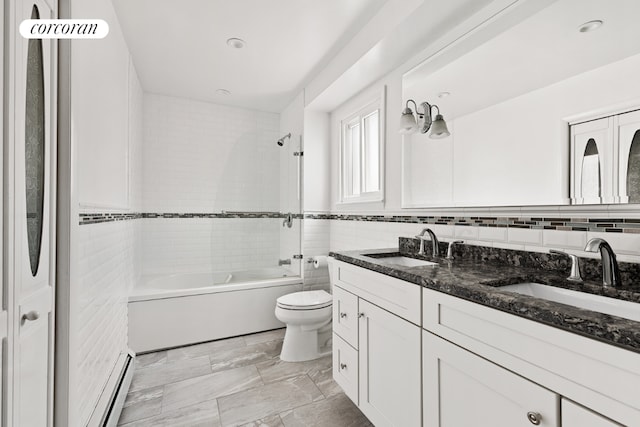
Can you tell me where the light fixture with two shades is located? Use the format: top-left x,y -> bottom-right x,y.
399,100 -> 450,139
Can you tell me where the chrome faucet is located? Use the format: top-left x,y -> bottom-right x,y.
549,249 -> 582,282
415,228 -> 440,257
584,238 -> 621,287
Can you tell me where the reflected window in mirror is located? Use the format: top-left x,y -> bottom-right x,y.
581,138 -> 601,202
339,89 -> 385,204
626,130 -> 640,203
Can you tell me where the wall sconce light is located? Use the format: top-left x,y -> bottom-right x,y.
399,99 -> 450,139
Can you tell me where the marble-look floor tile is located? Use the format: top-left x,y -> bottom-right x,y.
119,399 -> 220,427
123,386 -> 163,408
279,393 -> 373,427
117,396 -> 162,425
129,356 -> 211,392
210,340 -> 282,373
305,356 -> 341,398
167,336 -> 246,362
256,354 -> 330,384
162,365 -> 263,413
217,375 -> 324,426
243,328 -> 286,346
135,351 -> 167,369
240,414 -> 284,427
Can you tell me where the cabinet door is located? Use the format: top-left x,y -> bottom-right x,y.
423,331 -> 559,427
570,117 -> 615,204
562,399 -> 622,427
616,109 -> 640,203
359,300 -> 421,427
333,285 -> 359,348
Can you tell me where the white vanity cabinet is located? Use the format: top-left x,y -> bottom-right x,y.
422,287 -> 640,427
331,259 -> 421,427
423,331 -> 559,427
562,399 -> 622,427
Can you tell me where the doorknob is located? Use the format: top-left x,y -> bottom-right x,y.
22,310 -> 40,323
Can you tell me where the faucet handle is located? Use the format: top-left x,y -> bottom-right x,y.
446,240 -> 464,260
549,249 -> 582,282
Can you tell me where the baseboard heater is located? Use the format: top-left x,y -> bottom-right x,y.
87,351 -> 135,427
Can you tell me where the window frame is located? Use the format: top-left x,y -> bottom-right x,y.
338,88 -> 386,204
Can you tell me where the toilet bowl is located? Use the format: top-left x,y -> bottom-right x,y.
275,290 -> 333,362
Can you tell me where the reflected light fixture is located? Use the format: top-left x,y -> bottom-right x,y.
399,99 -> 450,139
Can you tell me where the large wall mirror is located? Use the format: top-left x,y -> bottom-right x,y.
401,0 -> 640,208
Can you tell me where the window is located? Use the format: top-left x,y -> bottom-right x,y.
340,91 -> 385,203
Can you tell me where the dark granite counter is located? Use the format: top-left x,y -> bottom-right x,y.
330,243 -> 640,354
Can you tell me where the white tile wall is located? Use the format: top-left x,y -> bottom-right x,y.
303,219 -> 331,290
77,219 -> 138,425
142,94 -> 280,213
141,218 -> 281,275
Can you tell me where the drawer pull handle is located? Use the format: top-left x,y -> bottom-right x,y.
358,312 -> 365,318
527,412 -> 541,425
22,310 -> 40,323
339,312 -> 347,318
340,363 -> 347,370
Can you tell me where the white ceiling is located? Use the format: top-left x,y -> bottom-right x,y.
111,0 -> 386,112
404,0 -> 640,120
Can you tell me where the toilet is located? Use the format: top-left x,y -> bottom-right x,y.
275,290 -> 333,362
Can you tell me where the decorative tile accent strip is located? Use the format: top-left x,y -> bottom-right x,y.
79,211 -> 302,225
79,213 -> 142,225
305,213 -> 640,233
80,211 -> 640,233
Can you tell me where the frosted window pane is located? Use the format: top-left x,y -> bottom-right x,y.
25,4 -> 45,276
363,111 -> 380,193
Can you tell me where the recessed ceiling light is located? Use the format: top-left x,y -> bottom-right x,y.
216,89 -> 230,96
578,20 -> 603,33
226,38 -> 246,49
438,92 -> 451,98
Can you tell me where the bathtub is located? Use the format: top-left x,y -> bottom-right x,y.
128,267 -> 303,353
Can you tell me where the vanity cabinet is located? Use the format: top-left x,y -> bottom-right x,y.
423,331 -> 559,427
331,260 -> 421,427
562,399 -> 622,427
422,287 -> 640,426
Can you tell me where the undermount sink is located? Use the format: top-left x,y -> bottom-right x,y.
367,255 -> 438,268
500,283 -> 640,322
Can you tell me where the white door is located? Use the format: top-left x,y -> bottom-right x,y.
6,0 -> 56,425
358,300 -> 421,427
423,330 -> 559,427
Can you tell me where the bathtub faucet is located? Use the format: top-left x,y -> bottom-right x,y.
278,259 -> 291,266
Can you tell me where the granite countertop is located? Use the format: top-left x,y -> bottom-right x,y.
330,247 -> 640,354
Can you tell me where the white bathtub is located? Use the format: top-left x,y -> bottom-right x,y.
128,267 -> 303,353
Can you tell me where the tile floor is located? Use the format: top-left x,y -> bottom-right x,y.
117,328 -> 373,427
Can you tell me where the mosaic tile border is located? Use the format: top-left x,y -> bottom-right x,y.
79,211 -> 303,225
80,211 -> 640,233
303,213 -> 640,234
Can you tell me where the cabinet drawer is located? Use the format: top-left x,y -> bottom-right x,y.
333,285 -> 359,349
333,333 -> 358,405
334,260 -> 420,325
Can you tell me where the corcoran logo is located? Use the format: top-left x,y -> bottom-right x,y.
19,19 -> 109,39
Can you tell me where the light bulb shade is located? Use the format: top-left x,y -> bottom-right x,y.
429,114 -> 450,139
399,109 -> 418,134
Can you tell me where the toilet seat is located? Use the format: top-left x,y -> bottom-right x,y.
276,290 -> 332,310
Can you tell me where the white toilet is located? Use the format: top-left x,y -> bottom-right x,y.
275,290 -> 333,362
